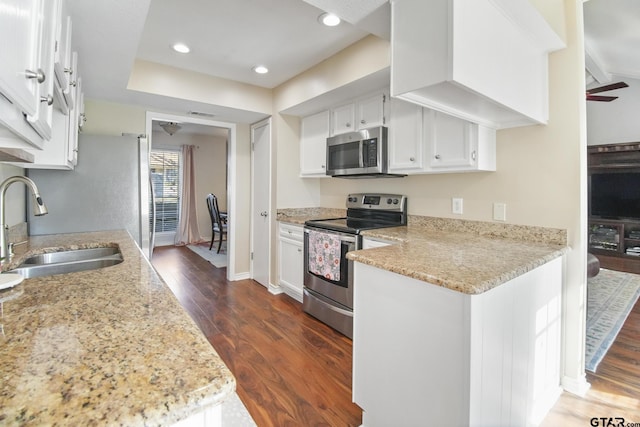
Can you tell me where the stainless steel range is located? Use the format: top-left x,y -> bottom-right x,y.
303,193 -> 407,338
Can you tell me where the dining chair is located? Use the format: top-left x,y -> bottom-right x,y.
206,194 -> 227,253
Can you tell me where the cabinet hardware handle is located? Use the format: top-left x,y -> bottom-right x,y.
297,248 -> 302,253
40,95 -> 54,106
70,81 -> 77,87
435,154 -> 441,159
471,150 -> 477,161
409,157 -> 415,162
346,122 -> 351,128
360,119 -> 366,124
321,165 -> 325,169
25,69 -> 45,83
260,211 -> 268,217
64,67 -> 73,75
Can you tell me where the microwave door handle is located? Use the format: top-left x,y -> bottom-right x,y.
359,140 -> 365,167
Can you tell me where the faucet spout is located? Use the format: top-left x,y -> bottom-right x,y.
0,176 -> 48,263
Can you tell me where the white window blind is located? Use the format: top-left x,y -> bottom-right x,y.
150,149 -> 180,233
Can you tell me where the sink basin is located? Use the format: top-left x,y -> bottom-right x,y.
7,247 -> 123,278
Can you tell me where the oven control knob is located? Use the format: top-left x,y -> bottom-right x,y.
349,196 -> 356,203
393,198 -> 399,204
387,198 -> 392,205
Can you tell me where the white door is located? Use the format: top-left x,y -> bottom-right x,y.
251,119 -> 271,288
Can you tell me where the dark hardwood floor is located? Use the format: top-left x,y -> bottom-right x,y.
542,298 -> 640,426
151,245 -> 362,427
152,245 -> 640,426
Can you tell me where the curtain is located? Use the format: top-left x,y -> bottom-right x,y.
175,145 -> 203,245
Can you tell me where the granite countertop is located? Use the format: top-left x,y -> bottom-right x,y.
349,223 -> 568,295
277,208 -> 568,295
0,230 -> 235,426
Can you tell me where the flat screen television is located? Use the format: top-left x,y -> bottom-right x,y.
590,171 -> 640,219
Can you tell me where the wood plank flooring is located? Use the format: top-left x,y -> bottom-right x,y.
542,298 -> 640,426
151,245 -> 362,427
152,245 -> 640,426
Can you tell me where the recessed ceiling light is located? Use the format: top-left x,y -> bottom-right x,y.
253,65 -> 269,74
318,12 -> 340,27
173,43 -> 190,54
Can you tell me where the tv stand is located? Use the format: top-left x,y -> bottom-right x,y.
588,142 -> 640,274
589,219 -> 640,274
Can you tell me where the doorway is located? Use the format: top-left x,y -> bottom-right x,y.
146,112 -> 237,279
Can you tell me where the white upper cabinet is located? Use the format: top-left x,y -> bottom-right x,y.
0,0 -> 44,118
356,93 -> 385,130
330,103 -> 355,136
331,92 -> 386,136
26,0 -> 60,140
389,99 -> 496,175
300,110 -> 330,177
425,110 -> 496,172
388,97 -> 425,173
390,0 -> 565,130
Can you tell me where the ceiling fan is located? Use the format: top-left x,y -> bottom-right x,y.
586,82 -> 629,102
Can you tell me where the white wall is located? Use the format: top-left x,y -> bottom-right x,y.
587,76 -> 640,145
151,130 -> 228,242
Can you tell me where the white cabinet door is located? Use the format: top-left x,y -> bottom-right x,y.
278,223 -> 304,302
0,0 -> 45,117
26,0 -> 59,140
357,93 -> 385,129
300,110 -> 330,177
426,110 -> 475,169
331,103 -> 355,135
425,110 -> 497,172
54,11 -> 72,93
388,97 -> 425,173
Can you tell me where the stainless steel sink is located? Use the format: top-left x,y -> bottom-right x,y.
7,247 -> 123,278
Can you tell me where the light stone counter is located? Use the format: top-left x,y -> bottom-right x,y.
276,207 -> 346,226
348,217 -> 568,294
0,230 -> 235,426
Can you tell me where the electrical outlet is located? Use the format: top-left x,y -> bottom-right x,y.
493,202 -> 506,221
452,198 -> 463,215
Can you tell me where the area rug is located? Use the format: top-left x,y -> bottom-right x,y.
585,268 -> 640,372
187,242 -> 227,268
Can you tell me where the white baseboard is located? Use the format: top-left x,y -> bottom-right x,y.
561,374 -> 591,397
277,282 -> 303,303
230,272 -> 251,281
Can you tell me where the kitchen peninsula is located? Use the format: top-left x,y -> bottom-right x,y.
0,230 -> 234,426
348,218 -> 567,427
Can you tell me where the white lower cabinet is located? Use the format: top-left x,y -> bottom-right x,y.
362,236 -> 393,249
278,223 -> 304,302
352,257 -> 563,426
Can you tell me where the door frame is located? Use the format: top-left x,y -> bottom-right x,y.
250,117 -> 273,290
145,111 -> 238,280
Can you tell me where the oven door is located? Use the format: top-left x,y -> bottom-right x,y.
303,226 -> 359,309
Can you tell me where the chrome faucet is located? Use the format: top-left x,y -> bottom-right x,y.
0,176 -> 48,263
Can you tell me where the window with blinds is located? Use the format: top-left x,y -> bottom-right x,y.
150,149 -> 180,233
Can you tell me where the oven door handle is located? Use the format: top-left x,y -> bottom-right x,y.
304,228 -> 357,244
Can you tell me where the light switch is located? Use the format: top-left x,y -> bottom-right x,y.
493,202 -> 506,221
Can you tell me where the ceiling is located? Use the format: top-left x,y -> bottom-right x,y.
66,0 -> 386,125
583,0 -> 640,86
65,0 -> 638,126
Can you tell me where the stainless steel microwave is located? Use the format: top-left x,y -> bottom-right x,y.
326,126 -> 404,178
